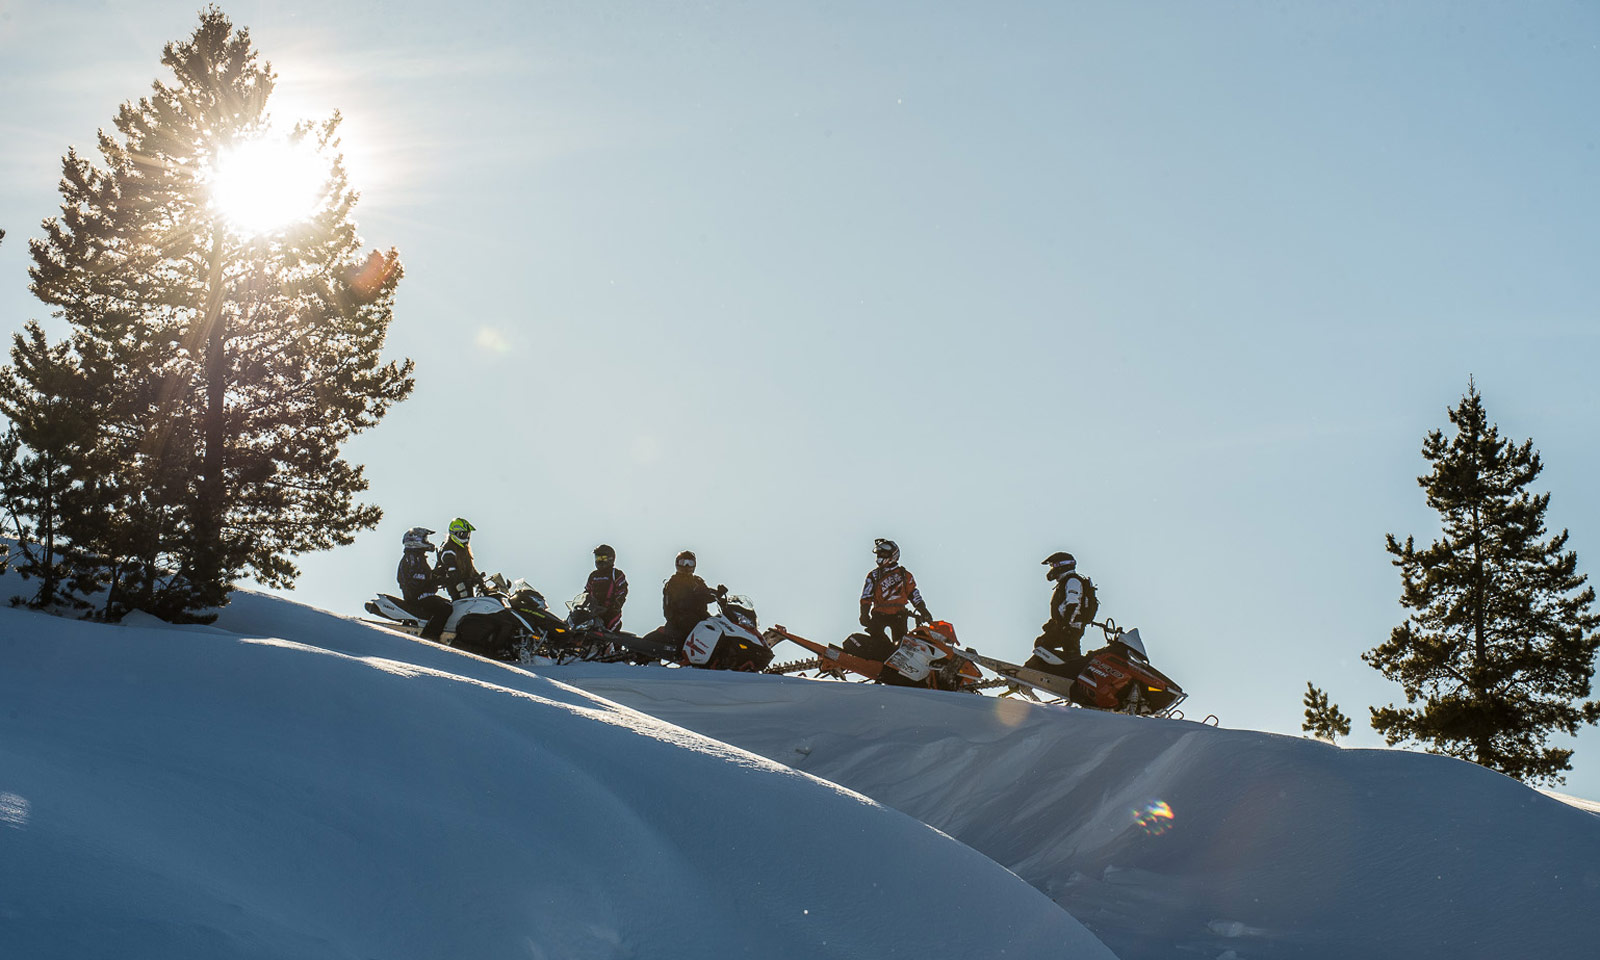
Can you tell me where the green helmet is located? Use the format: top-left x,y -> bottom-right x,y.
448,517 -> 475,547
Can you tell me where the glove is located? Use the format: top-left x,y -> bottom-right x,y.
716,584 -> 728,597
859,611 -> 872,628
914,607 -> 932,625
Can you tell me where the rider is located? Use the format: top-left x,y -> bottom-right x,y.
1025,551 -> 1094,678
436,518 -> 483,601
398,526 -> 453,641
855,538 -> 932,658
642,550 -> 723,652
584,543 -> 629,632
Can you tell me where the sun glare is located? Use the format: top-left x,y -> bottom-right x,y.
209,137 -> 327,235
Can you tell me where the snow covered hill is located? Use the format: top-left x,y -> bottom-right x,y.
2,585 -> 1598,959
0,596 -> 1104,959
551,664 -> 1600,959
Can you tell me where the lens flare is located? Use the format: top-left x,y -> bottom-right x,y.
1133,799 -> 1175,835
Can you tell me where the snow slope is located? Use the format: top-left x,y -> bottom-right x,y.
544,666 -> 1600,960
0,592 -> 1110,959
4,584 -> 1599,959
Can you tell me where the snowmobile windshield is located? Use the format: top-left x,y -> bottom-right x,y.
567,591 -> 589,611
1117,628 -> 1148,660
720,596 -> 757,629
508,580 -> 546,610
508,579 -> 544,607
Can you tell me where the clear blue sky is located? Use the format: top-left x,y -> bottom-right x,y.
3,1 -> 1598,793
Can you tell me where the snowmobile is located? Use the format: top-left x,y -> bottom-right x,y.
593,592 -> 775,671
766,621 -> 984,693
550,591 -> 647,664
951,622 -> 1187,717
682,593 -> 773,671
363,576 -> 570,662
763,625 -> 887,680
878,621 -> 985,691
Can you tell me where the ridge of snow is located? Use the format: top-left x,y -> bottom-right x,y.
549,661 -> 1600,959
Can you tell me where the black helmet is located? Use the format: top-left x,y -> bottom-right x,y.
873,538 -> 900,567
676,550 -> 697,572
594,544 -> 615,568
1043,551 -> 1076,581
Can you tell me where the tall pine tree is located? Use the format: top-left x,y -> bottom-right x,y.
1365,383 -> 1600,785
14,8 -> 413,619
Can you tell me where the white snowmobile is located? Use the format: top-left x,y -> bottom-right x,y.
682,593 -> 773,671
581,592 -> 775,671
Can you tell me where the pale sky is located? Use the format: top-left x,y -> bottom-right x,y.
3,1 -> 1598,794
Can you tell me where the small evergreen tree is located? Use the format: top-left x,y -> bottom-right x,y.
12,8 -> 413,619
1302,682 -> 1351,742
0,324 -> 101,611
1365,383 -> 1600,785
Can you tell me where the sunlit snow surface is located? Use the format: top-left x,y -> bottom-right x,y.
3,583 -> 1598,959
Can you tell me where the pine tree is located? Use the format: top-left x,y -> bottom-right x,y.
1365,383 -> 1600,785
0,323 -> 102,611
1301,682 -> 1351,742
18,8 -> 413,619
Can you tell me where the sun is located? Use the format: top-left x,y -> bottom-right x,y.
209,136 -> 328,235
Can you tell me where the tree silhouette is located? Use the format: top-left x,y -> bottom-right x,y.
1365,383 -> 1599,785
1302,682 -> 1352,743
7,8 -> 413,619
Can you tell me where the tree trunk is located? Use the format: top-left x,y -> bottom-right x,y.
194,230 -> 228,594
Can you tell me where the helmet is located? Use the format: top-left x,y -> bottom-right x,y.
402,526 -> 434,551
1043,551 -> 1076,581
448,517 -> 474,547
594,544 -> 615,569
873,538 -> 899,567
676,550 -> 697,572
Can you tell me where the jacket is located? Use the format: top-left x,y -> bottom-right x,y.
585,567 -> 630,629
860,563 -> 925,617
663,572 -> 719,632
1048,573 -> 1087,627
397,548 -> 437,603
436,543 -> 481,600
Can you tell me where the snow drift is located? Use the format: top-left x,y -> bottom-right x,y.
0,593 -> 1108,959
554,664 -> 1600,958
4,583 -> 1599,959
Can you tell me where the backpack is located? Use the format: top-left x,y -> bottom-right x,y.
1077,575 -> 1100,626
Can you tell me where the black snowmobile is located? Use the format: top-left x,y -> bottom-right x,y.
364,576 -> 570,662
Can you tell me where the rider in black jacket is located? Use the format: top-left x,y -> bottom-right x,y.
642,550 -> 723,651
436,518 -> 482,601
397,526 -> 452,641
1025,551 -> 1093,678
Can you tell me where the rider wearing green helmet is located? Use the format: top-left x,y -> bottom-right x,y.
437,517 -> 482,600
